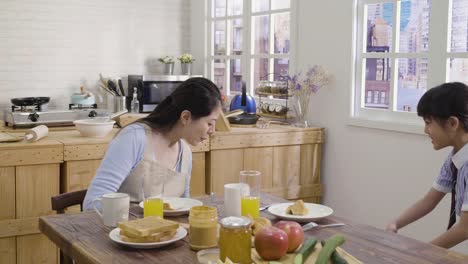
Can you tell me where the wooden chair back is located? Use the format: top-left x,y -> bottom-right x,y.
50,189 -> 87,263
51,189 -> 87,214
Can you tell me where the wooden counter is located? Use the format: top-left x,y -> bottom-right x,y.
0,120 -> 324,264
207,125 -> 325,203
211,125 -> 324,149
0,137 -> 63,167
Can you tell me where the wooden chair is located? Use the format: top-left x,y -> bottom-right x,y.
51,189 -> 87,214
50,189 -> 87,264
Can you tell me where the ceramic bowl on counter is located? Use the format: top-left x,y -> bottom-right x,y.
73,118 -> 115,137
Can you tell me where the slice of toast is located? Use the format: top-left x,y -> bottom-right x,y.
118,216 -> 179,237
286,199 -> 309,215
163,202 -> 175,210
120,229 -> 177,243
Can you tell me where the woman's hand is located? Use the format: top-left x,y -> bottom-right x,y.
386,221 -> 398,233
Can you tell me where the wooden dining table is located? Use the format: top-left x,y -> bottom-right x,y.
39,193 -> 468,264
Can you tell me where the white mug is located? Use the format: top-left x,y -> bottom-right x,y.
224,183 -> 250,217
92,193 -> 130,227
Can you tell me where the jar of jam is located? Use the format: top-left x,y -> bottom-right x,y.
189,205 -> 218,251
219,216 -> 252,264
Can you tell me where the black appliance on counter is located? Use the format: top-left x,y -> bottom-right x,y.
127,75 -> 202,113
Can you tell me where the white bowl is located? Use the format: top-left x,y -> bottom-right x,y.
73,119 -> 115,137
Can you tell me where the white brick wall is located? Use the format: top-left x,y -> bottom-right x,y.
0,0 -> 191,109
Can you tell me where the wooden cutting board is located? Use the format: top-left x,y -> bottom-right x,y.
0,132 -> 23,143
252,243 -> 362,264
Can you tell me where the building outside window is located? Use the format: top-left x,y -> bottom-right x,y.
353,0 -> 468,131
207,0 -> 294,96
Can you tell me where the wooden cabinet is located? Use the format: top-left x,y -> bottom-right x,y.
61,159 -> 102,213
0,237 -> 16,263
0,167 -> 15,221
52,130 -> 117,213
190,141 -> 209,196
0,123 -> 324,263
0,167 -> 16,264
207,126 -> 324,203
17,233 -> 58,264
56,126 -> 324,203
0,139 -> 62,264
56,129 -> 210,201
62,159 -> 102,193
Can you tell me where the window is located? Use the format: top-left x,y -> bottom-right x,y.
207,0 -> 294,95
353,0 -> 468,131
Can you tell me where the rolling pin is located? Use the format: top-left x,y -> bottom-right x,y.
24,125 -> 49,142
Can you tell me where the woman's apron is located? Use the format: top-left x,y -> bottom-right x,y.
118,124 -> 191,203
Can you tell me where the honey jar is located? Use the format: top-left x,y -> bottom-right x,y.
219,216 -> 252,264
189,205 -> 218,251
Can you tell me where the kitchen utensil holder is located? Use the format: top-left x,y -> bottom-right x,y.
113,96 -> 126,113
106,94 -> 126,113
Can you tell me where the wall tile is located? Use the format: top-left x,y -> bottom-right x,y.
0,0 -> 190,109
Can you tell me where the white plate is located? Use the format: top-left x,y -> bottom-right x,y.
109,226 -> 187,249
267,202 -> 333,222
138,197 -> 203,216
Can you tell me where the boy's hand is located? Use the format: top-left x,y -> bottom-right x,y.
386,222 -> 398,233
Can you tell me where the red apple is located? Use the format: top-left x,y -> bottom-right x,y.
254,226 -> 289,260
274,221 -> 304,253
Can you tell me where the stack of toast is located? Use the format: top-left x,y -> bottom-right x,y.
118,216 -> 179,243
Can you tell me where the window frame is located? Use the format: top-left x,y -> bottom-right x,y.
206,0 -> 297,96
351,0 -> 468,134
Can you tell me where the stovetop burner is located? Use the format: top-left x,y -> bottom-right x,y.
4,107 -> 113,128
11,104 -> 42,112
69,104 -> 98,110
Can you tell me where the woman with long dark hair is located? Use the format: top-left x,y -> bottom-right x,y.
83,77 -> 222,210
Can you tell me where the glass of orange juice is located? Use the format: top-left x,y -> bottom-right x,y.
240,170 -> 261,218
142,176 -> 165,218
144,197 -> 164,218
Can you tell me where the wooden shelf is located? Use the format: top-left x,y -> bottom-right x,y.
255,92 -> 292,97
258,113 -> 288,119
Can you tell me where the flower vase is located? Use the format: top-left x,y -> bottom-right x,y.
292,95 -> 310,128
163,63 -> 174,75
181,62 -> 192,75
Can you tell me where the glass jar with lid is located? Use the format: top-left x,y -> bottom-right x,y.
257,80 -> 274,94
189,205 -> 218,251
219,216 -> 252,264
270,81 -> 279,94
277,81 -> 288,94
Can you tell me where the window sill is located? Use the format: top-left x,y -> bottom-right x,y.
347,116 -> 425,135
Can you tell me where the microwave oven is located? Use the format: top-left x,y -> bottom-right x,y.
128,75 -> 202,113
